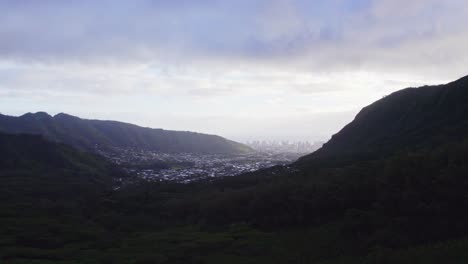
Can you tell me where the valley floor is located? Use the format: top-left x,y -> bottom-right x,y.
96,146 -> 303,182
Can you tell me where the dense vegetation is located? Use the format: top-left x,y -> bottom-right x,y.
0,132 -> 118,197
0,112 -> 252,154
2,76 -> 468,263
3,133 -> 468,263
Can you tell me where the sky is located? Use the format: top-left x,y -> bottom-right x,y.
1,0 -> 468,142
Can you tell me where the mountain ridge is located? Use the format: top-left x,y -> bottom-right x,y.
296,74 -> 468,166
0,112 -> 253,154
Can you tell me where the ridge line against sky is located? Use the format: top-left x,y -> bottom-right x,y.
1,0 -> 468,141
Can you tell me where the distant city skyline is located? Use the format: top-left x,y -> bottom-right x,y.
1,1 -> 468,141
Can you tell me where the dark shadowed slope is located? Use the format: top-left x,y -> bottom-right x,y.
297,75 -> 468,165
0,112 -> 252,154
0,133 -> 119,202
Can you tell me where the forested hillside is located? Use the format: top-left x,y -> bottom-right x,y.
0,113 -> 252,154
298,75 -> 468,165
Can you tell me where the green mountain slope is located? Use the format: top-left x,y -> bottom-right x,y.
0,112 -> 252,154
0,132 -> 118,203
0,133 -> 127,263
297,75 -> 468,165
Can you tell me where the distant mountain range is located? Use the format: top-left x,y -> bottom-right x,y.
0,112 -> 252,155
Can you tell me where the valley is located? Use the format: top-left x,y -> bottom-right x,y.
96,146 -> 307,182
3,2 -> 468,262
3,75 -> 468,263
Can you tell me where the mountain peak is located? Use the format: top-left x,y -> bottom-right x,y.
20,112 -> 52,119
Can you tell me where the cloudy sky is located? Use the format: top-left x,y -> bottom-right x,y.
1,0 -> 468,142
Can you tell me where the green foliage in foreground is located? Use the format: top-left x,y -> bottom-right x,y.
3,133 -> 468,263
3,215 -> 468,264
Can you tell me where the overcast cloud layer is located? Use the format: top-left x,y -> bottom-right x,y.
1,0 -> 468,141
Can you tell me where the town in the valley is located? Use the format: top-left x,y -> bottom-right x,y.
97,140 -> 323,182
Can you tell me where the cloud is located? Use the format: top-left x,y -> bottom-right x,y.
188,88 -> 234,97
0,0 -> 467,73
1,0 -> 468,140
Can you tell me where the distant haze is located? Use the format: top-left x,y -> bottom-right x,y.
1,1 -> 468,141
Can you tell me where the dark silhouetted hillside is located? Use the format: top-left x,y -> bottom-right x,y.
0,112 -> 252,154
297,75 -> 468,165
